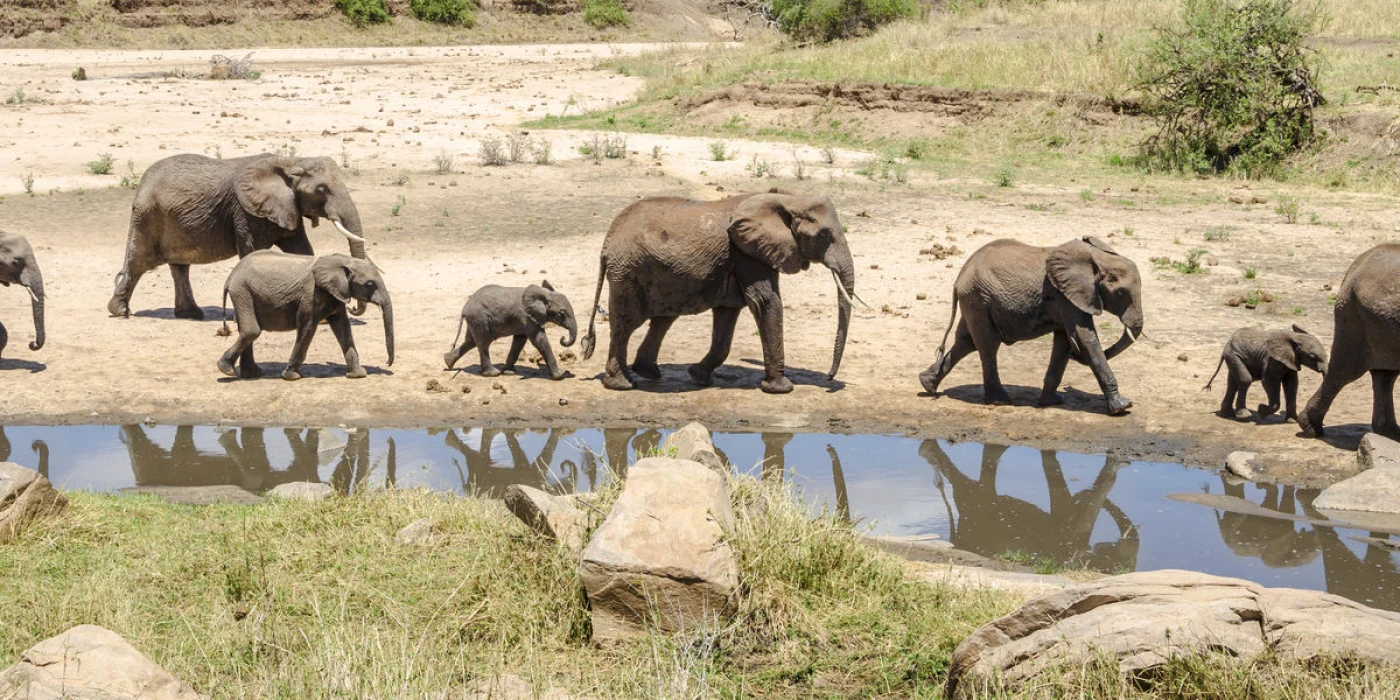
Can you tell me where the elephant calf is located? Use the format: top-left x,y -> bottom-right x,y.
218,251 -> 394,380
1205,324 -> 1327,422
0,231 -> 45,361
444,281 -> 578,380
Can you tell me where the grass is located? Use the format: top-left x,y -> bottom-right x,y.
86,152 -> 116,175
1153,248 -> 1209,274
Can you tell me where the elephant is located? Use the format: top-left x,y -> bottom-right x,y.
919,237 -> 1144,415
1204,324 -> 1327,422
444,428 -> 575,498
217,251 -> 393,381
443,281 -> 578,380
0,231 -> 45,360
580,191 -> 857,395
122,424 -> 323,490
108,153 -> 371,320
0,427 -> 48,479
1300,243 -> 1400,438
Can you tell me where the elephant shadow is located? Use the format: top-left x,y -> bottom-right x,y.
448,365 -> 574,381
933,383 -> 1125,415
597,360 -> 843,394
0,358 -> 45,373
133,305 -> 226,321
215,361 -> 392,382
1294,422 -> 1368,452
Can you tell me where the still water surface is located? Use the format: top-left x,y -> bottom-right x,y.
2,424 -> 1396,610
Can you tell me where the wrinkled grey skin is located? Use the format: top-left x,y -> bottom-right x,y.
0,231 -> 44,360
1301,243 -> 1400,438
581,191 -> 857,395
109,153 -> 370,320
443,281 -> 578,380
919,237 -> 1144,415
217,251 -> 393,381
1205,324 -> 1327,422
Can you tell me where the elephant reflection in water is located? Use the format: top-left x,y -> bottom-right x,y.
920,440 -> 1139,572
1215,481 -> 1319,568
329,429 -> 397,495
600,428 -> 662,479
0,427 -> 48,478
445,428 -> 580,498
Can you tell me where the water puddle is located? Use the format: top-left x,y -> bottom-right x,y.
3,424 -> 1397,610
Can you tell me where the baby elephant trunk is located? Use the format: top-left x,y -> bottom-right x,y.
560,314 -> 577,348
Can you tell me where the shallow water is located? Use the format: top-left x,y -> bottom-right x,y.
3,424 -> 1398,610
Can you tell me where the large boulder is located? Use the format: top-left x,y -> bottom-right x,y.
0,462 -> 67,544
0,624 -> 205,699
504,484 -> 587,554
579,457 -> 739,642
1357,432 -> 1400,471
1314,466 -> 1400,515
948,570 -> 1400,696
661,422 -> 724,471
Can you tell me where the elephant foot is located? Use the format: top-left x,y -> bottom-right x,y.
918,368 -> 943,396
281,368 -> 302,381
688,364 -> 715,386
1257,403 -> 1279,419
1037,392 -> 1065,407
760,375 -> 794,394
983,387 -> 1013,406
1373,422 -> 1400,441
1297,413 -> 1324,438
602,372 -> 635,391
1233,408 -> 1253,421
175,306 -> 206,321
240,364 -> 265,379
443,351 -> 460,370
631,360 -> 662,380
481,366 -> 502,378
1106,394 -> 1133,416
217,359 -> 237,377
346,366 -> 367,379
107,297 -> 130,318
549,369 -> 568,381
502,364 -> 518,375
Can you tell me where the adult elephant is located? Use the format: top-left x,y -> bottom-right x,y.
1300,244 -> 1400,438
580,191 -> 857,394
919,237 -> 1144,415
0,231 -> 44,359
108,153 -> 370,320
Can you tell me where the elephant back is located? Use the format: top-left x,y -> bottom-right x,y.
604,197 -> 735,281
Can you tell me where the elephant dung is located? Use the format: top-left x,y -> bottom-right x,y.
504,484 -> 586,554
579,457 -> 738,642
1357,433 -> 1400,471
0,462 -> 67,544
661,422 -> 725,471
0,624 -> 206,699
265,482 -> 333,502
947,570 -> 1400,697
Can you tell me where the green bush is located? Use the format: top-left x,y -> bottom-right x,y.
410,0 -> 476,25
583,0 -> 630,28
767,0 -> 918,42
334,0 -> 390,26
1136,0 -> 1325,178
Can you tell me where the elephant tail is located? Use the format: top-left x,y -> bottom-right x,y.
449,313 -> 466,352
217,285 -> 232,337
935,288 -> 959,358
581,254 -> 606,361
1204,355 -> 1226,390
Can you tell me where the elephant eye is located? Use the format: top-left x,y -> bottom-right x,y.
316,184 -> 330,195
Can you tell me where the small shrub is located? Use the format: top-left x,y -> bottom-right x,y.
119,160 -> 141,189
709,141 -> 732,162
1152,248 -> 1209,274
71,67 -> 86,81
86,153 -> 115,175
768,0 -> 918,42
748,155 -> 774,178
393,170 -> 410,186
479,137 -> 506,166
20,173 -> 34,196
1080,189 -> 1095,202
390,195 -> 405,217
5,88 -> 25,105
1244,267 -> 1257,279
578,136 -> 602,164
993,165 -> 1015,188
820,145 -> 836,165
583,0 -> 630,28
530,139 -> 553,165
601,134 -> 628,159
507,132 -> 531,163
1275,194 -> 1300,223
208,53 -> 258,80
432,150 -> 454,174
334,0 -> 390,26
1203,225 -> 1233,241
409,0 -> 475,25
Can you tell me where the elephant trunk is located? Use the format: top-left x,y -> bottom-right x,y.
825,247 -> 855,380
21,261 -> 44,351
377,295 -> 395,367
1103,304 -> 1142,360
560,313 -> 577,348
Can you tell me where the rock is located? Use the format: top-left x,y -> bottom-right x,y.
504,485 -> 586,554
1357,432 -> 1400,470
1315,466 -> 1400,515
123,485 -> 262,506
0,624 -> 205,699
580,457 -> 739,642
265,482 -> 333,502
661,422 -> 724,471
1225,451 -> 1262,480
0,462 -> 67,544
395,518 -> 433,545
947,570 -> 1400,696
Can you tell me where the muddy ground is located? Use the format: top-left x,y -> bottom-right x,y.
1,45 -> 1396,484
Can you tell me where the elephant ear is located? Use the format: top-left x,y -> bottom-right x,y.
312,257 -> 353,305
236,157 -> 301,231
729,194 -> 804,275
1269,337 -> 1300,372
1046,240 -> 1102,316
523,286 -> 548,326
1082,236 -> 1120,255
1292,323 -> 1312,336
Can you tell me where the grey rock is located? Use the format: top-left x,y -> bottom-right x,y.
1357,432 -> 1400,471
395,518 -> 434,545
1225,451 -> 1262,480
0,462 -> 67,544
124,485 -> 262,506
1315,466 -> 1400,515
0,624 -> 206,699
504,484 -> 586,554
580,457 -> 739,642
266,482 -> 333,502
661,422 -> 724,471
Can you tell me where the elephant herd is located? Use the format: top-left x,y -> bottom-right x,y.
1,149 -> 1399,441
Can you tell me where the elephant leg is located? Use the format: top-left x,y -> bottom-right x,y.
218,312 -> 262,379
444,332 -> 476,370
282,312 -> 320,381
1258,368 -> 1283,420
1226,357 -> 1254,420
1282,370 -> 1301,421
602,311 -> 642,391
240,344 -> 262,378
531,330 -> 566,380
503,335 -> 528,374
691,306 -> 742,386
1038,331 -> 1071,406
108,256 -> 159,318
1371,370 -> 1400,438
0,320 -> 7,360
474,329 -> 502,377
327,311 -> 365,379
1070,320 -> 1131,415
1300,352 -> 1366,438
633,316 -> 676,380
741,269 -> 792,394
920,321 -> 975,395
169,264 -> 205,320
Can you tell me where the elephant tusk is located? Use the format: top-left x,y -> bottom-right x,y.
852,291 -> 871,309
333,219 -> 368,244
1126,325 -> 1137,343
25,286 -> 38,303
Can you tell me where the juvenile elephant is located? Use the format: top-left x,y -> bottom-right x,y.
919,237 -> 1144,415
110,153 -> 371,320
1205,324 -> 1327,422
1300,243 -> 1400,438
218,251 -> 393,380
0,231 -> 44,360
443,281 -> 578,380
580,191 -> 857,394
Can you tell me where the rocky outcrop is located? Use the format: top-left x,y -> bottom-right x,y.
661,422 -> 724,471
504,484 -> 587,554
0,462 -> 67,544
1357,432 -> 1400,471
1316,434 -> 1400,517
948,570 -> 1400,696
265,482 -> 333,502
579,457 -> 738,642
0,624 -> 205,699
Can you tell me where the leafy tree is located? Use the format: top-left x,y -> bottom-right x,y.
334,0 -> 390,26
766,0 -> 917,42
410,0 -> 476,25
